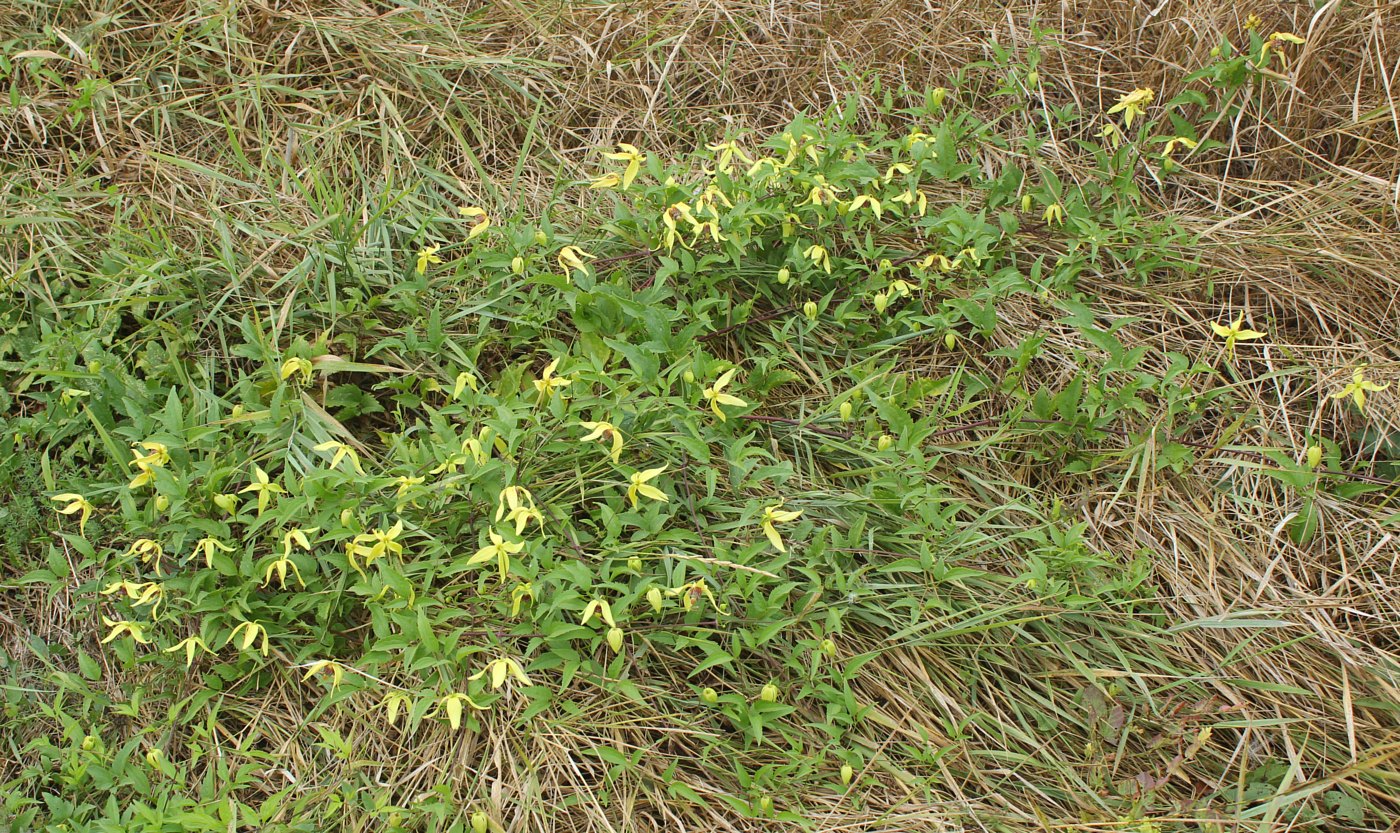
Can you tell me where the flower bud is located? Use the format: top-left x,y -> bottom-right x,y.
840,763 -> 854,785
944,332 -> 957,350
931,87 -> 947,108
873,292 -> 888,314
1026,71 -> 1039,87
682,369 -> 696,385
777,267 -> 790,284
471,810 -> 490,833
820,638 -> 837,656
627,556 -> 643,573
145,748 -> 162,768
1021,194 -> 1032,213
511,256 -> 525,275
646,587 -> 664,612
759,682 -> 779,703
839,402 -> 852,422
877,434 -> 893,451
533,230 -> 548,246
230,404 -> 244,419
700,687 -> 718,704
153,495 -> 169,513
213,494 -> 237,515
1306,445 -> 1323,469
803,301 -> 818,321
82,735 -> 98,751
607,627 -> 624,653
758,796 -> 774,814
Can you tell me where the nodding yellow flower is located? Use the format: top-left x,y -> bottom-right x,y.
301,659 -> 346,689
888,278 -> 917,298
578,421 -> 624,464
781,213 -> 804,238
1162,136 -> 1199,159
1098,121 -> 1122,150
349,520 -> 405,572
1107,88 -> 1153,130
1331,365 -> 1390,413
313,440 -> 366,475
580,597 -> 616,627
746,155 -> 786,180
100,580 -> 164,614
381,691 -> 413,726
890,189 -> 927,216
437,692 -> 487,730
703,368 -> 747,422
917,253 -> 955,272
603,142 -> 645,190
589,171 -> 622,189
416,245 -> 442,275
626,465 -> 668,508
556,245 -> 596,279
279,357 -> 313,387
263,555 -> 305,589
467,529 -> 524,582
955,246 -> 982,267
458,206 -> 491,239
706,139 -> 753,175
1263,31 -> 1305,59
100,616 -> 151,645
393,475 -> 425,500
281,527 -> 318,558
50,493 -> 95,535
1042,203 -> 1065,226
124,538 -> 165,574
759,501 -> 804,552
1245,13 -> 1262,29
661,202 -> 697,252
510,581 -> 535,617
882,162 -> 912,183
532,357 -> 572,403
666,578 -> 726,613
906,130 -> 932,150
451,370 -> 480,399
227,620 -> 270,656
806,175 -> 841,206
495,486 -> 542,535
191,536 -> 234,569
694,184 -> 733,218
803,243 -> 832,274
691,219 -> 724,245
165,635 -> 213,669
470,656 -> 530,690
127,441 -> 171,490
1209,312 -> 1267,360
239,465 -> 285,515
848,194 -> 883,220
60,388 -> 89,406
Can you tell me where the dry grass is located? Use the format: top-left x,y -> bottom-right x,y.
4,0 -> 1400,830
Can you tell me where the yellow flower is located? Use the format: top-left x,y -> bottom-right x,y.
847,194 -> 882,220
626,465 -> 668,508
437,692 -> 487,730
890,189 -> 927,216
381,691 -> 413,726
1107,88 -> 1153,130
1162,136 -> 1199,158
556,245 -> 596,279
100,580 -> 164,612
470,656 -> 530,690
579,421 -> 624,464
666,579 -> 725,613
468,529 -> 524,582
164,635 -> 213,669
1331,365 -> 1390,413
262,555 -> 305,589
416,245 -> 442,275
510,581 -> 535,617
301,659 -> 346,689
882,162 -> 912,182
803,243 -> 832,274
348,520 -> 405,571
706,139 -> 753,175
703,368 -> 747,422
495,486 -> 542,535
691,219 -> 724,245
191,536 -> 234,569
239,465 -> 285,515
589,171 -> 623,189
451,370 -> 480,399
226,620 -> 271,656
1042,203 -> 1065,226
313,440 -> 366,475
580,598 -> 616,627
806,177 -> 840,206
532,357 -> 572,403
100,616 -> 151,645
917,253 -> 955,272
393,475 -> 425,499
281,526 -> 318,558
1245,13 -> 1262,30
694,184 -> 733,217
458,205 -> 491,239
127,441 -> 171,490
124,538 -> 165,574
661,202 -> 697,252
50,493 -> 95,536
603,142 -> 645,189
759,501 -> 803,552
1209,313 -> 1267,360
